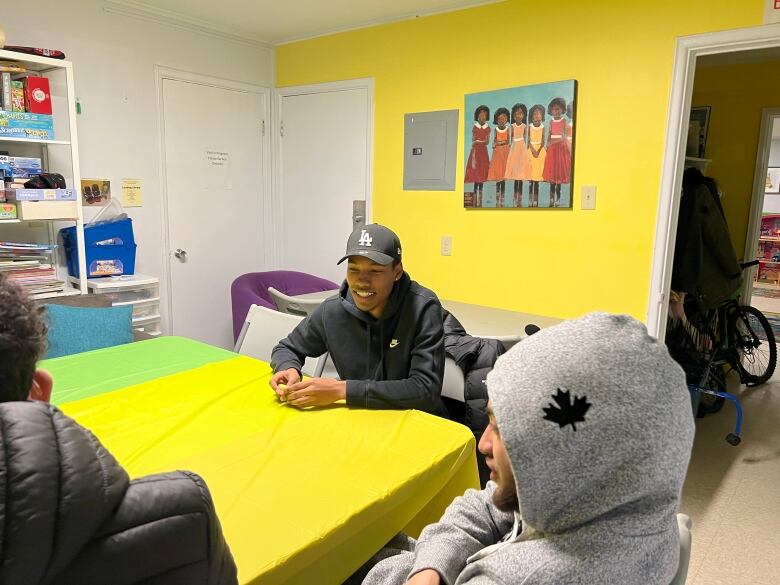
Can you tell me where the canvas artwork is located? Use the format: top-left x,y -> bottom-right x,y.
464,79 -> 576,209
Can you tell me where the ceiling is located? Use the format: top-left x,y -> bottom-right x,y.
105,0 -> 503,45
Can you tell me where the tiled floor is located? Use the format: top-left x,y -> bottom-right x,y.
680,371 -> 780,584
750,284 -> 780,316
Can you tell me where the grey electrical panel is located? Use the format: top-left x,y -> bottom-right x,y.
403,109 -> 459,191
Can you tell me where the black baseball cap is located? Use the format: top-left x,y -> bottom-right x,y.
337,224 -> 402,265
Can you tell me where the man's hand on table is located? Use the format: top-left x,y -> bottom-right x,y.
285,378 -> 346,408
270,368 -> 301,400
407,570 -> 441,585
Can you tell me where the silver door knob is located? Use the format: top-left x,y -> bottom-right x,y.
174,248 -> 187,259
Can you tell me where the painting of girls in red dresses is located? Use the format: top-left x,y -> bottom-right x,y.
464,80 -> 576,209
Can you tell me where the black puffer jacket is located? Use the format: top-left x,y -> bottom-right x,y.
0,401 -> 237,585
442,310 -> 505,434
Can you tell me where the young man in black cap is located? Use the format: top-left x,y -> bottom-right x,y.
270,224 -> 448,417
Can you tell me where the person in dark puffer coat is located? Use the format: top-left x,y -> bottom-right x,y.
0,401 -> 238,585
443,309 -> 505,487
0,273 -> 237,585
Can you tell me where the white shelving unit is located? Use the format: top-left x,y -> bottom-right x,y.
69,274 -> 161,336
0,48 -> 87,299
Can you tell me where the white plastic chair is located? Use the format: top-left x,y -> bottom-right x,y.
670,514 -> 692,585
442,332 -> 526,404
442,357 -> 466,402
267,286 -> 325,317
234,304 -> 326,377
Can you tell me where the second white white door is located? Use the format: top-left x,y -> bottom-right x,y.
277,83 -> 372,284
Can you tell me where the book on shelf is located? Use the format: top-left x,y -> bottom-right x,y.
23,77 -> 52,115
19,280 -> 65,295
0,61 -> 27,73
0,241 -> 57,251
0,243 -> 62,294
10,81 -> 24,112
4,188 -> 77,201
0,259 -> 42,269
0,72 -> 10,111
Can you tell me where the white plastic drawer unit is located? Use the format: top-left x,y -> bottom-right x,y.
133,316 -> 162,336
74,274 -> 159,301
114,296 -> 160,318
72,274 -> 162,334
101,283 -> 159,304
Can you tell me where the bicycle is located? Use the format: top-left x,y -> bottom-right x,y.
668,260 -> 777,446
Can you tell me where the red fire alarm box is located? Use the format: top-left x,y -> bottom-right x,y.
23,76 -> 52,115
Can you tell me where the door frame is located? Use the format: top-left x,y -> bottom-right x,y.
271,78 -> 375,268
743,107 -> 780,303
647,23 -> 780,341
155,66 -> 271,334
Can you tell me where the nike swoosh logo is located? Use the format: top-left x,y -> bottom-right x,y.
389,340 -> 399,348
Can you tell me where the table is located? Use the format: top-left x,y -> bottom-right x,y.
293,290 -> 562,341
41,337 -> 478,585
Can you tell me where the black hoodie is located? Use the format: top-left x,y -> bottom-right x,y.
0,401 -> 237,585
271,272 -> 448,417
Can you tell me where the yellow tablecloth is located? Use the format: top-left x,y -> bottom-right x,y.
59,351 -> 478,584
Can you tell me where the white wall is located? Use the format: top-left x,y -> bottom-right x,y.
1,0 -> 274,331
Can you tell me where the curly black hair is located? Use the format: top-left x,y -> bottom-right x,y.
529,104 -> 546,123
510,103 -> 528,123
474,105 -> 490,122
0,274 -> 48,401
547,97 -> 566,115
493,107 -> 510,125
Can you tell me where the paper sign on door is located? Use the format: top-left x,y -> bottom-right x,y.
205,150 -> 232,190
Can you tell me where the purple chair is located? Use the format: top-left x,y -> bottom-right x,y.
230,271 -> 339,341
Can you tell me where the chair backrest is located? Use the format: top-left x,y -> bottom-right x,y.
669,514 -> 692,585
234,304 -> 326,377
268,286 -> 324,317
230,271 -> 339,342
442,357 -> 466,402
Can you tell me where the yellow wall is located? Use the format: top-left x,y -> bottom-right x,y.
277,0 -> 761,320
692,61 -> 780,258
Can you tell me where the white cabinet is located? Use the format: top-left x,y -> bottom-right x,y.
0,48 -> 87,299
73,274 -> 161,336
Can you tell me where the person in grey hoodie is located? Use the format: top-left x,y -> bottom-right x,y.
358,312 -> 695,585
270,224 -> 448,418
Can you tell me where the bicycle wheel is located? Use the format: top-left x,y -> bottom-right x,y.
729,305 -> 777,386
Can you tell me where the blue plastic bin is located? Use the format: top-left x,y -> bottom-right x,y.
61,217 -> 137,278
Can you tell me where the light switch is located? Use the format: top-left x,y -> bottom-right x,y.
441,235 -> 453,256
581,185 -> 597,210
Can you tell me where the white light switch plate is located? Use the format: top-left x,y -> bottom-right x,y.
441,235 -> 452,256
581,185 -> 597,210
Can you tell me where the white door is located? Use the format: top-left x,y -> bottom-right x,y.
162,75 -> 268,348
277,82 -> 372,284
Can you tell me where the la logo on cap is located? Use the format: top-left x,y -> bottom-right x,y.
358,229 -> 373,247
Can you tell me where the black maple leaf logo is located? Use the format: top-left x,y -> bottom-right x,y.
542,388 -> 591,431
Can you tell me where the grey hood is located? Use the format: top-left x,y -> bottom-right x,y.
488,312 -> 694,536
